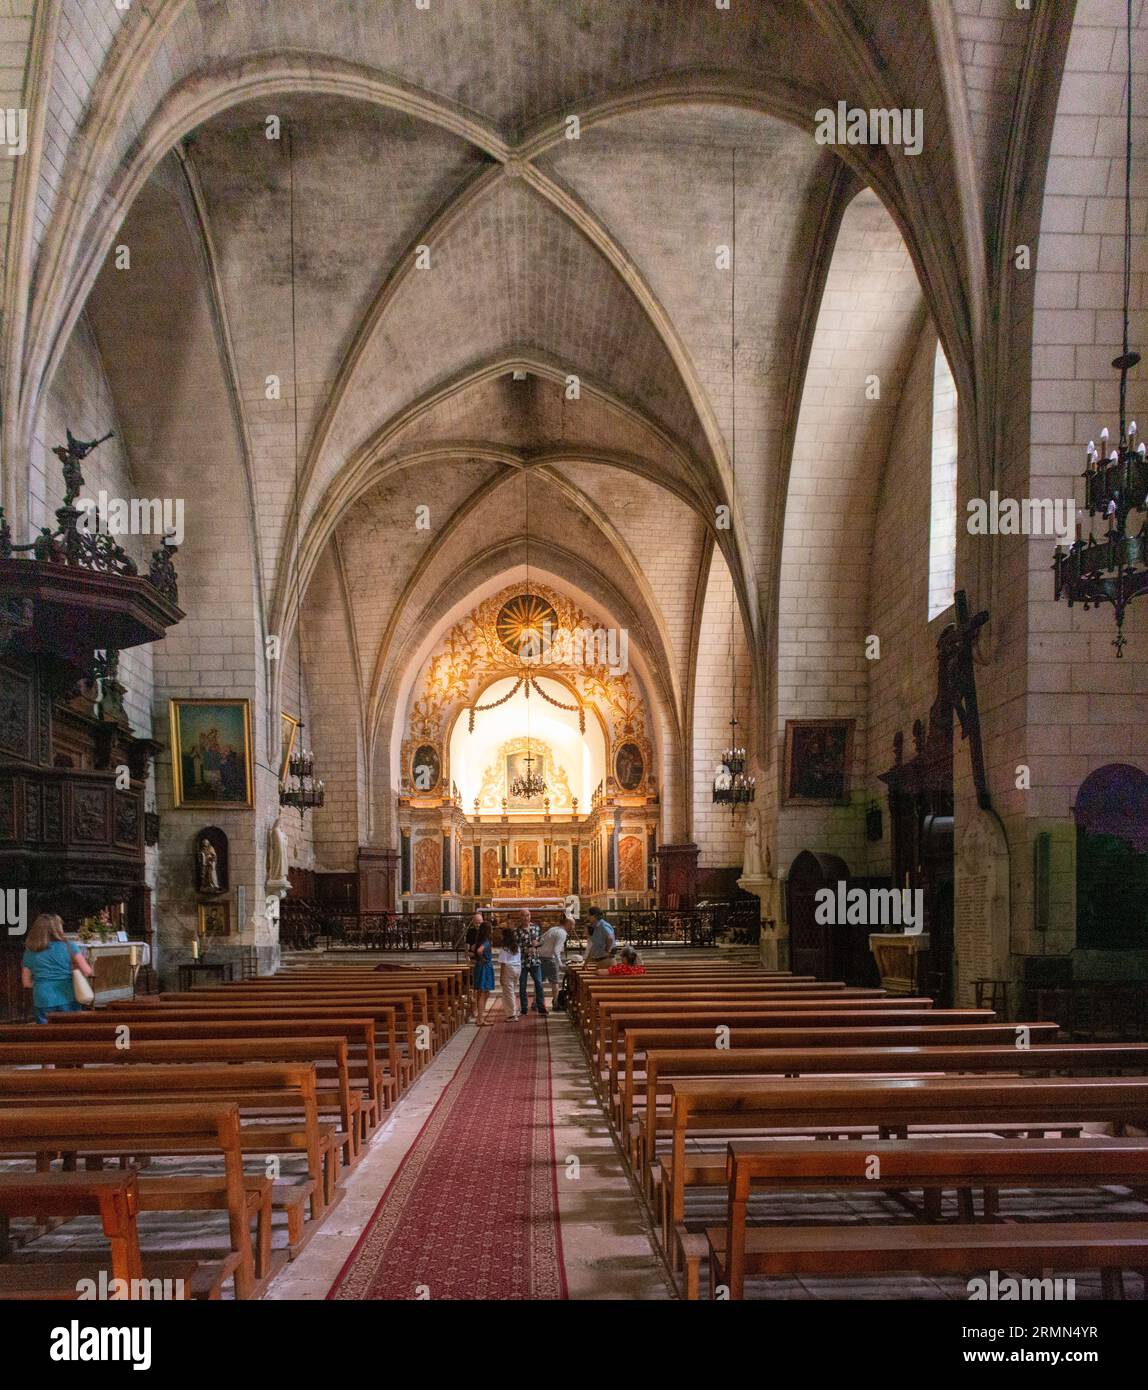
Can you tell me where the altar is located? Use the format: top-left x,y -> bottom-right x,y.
71,939 -> 149,1004
491,897 -> 566,918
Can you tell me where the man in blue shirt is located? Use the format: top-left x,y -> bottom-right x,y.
584,906 -> 616,967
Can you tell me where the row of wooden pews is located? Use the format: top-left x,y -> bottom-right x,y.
568,958 -> 1148,1300
0,960 -> 471,1300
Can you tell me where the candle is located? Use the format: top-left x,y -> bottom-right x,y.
191,937 -> 199,961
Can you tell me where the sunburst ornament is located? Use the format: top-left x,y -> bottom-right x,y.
496,593 -> 557,659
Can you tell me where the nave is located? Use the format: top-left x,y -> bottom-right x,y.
5,948 -> 1147,1305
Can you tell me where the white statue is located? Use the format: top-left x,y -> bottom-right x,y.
713,763 -> 732,792
266,814 -> 290,897
742,807 -> 763,878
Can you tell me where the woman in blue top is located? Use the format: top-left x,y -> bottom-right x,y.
472,919 -> 494,1026
21,913 -> 94,1023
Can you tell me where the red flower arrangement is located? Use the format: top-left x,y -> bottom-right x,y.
606,963 -> 646,976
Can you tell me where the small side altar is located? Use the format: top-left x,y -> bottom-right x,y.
869,932 -> 930,995
71,939 -> 149,1003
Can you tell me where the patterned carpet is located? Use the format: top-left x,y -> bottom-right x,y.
329,1016 -> 568,1300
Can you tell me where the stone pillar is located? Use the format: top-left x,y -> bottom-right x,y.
738,871 -> 784,968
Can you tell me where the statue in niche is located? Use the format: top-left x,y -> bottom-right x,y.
197,837 -> 220,893
267,813 -> 291,897
713,764 -> 732,794
194,826 -> 229,896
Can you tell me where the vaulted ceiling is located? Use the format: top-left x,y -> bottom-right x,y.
9,0 -> 1051,757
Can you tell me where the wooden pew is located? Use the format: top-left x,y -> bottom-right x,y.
0,1045 -> 334,1234
153,984 -> 436,1063
706,1221 -> 1148,1302
103,1000 -> 413,1084
635,1042 -> 1148,1175
663,1074 -> 1148,1242
0,1104 -> 250,1300
611,1023 -> 1062,1130
594,1007 -> 994,1075
0,1172 -> 144,1298
580,987 -> 895,1050
20,1012 -> 399,1106
713,1136 -> 1148,1299
0,1062 -> 333,1257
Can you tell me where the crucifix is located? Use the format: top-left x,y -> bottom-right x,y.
938,589 -> 991,810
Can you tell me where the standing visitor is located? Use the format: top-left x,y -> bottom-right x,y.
498,927 -> 521,1021
584,906 -> 616,968
515,910 -> 547,1016
537,914 -> 569,1008
472,920 -> 494,1025
21,914 -> 94,1023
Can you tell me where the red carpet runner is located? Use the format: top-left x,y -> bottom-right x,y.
328,1017 -> 567,1300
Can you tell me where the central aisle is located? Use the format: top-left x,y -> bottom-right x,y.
330,1016 -> 566,1300
263,966 -> 673,1302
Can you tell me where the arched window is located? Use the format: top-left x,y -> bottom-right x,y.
1074,764 -> 1148,948
928,340 -> 958,620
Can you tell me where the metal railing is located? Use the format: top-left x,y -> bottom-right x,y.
280,899 -> 760,952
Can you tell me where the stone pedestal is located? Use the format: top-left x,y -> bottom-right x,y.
869,932 -> 931,994
738,872 -> 784,968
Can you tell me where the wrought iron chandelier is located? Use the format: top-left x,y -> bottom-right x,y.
713,149 -> 755,809
279,126 -> 324,813
713,719 -> 756,806
510,750 -> 547,801
281,743 -> 325,812
1052,0 -> 1148,657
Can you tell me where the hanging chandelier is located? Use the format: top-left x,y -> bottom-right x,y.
713,718 -> 756,806
281,743 -> 325,812
278,126 -> 324,814
1052,0 -> 1148,657
511,749 -> 547,800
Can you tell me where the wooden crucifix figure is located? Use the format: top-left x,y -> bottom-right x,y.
937,589 -> 991,810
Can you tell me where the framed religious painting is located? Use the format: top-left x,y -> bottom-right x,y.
613,740 -> 645,792
197,900 -> 231,938
169,699 -> 254,809
409,742 -> 441,794
783,718 -> 854,805
280,711 -> 300,782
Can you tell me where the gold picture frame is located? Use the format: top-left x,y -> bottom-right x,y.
280,711 -> 300,783
168,699 -> 254,809
782,718 -> 855,805
197,900 -> 231,938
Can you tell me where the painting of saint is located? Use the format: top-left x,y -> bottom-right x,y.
411,744 -> 441,793
784,720 -> 854,804
170,700 -> 253,808
614,741 -> 644,791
